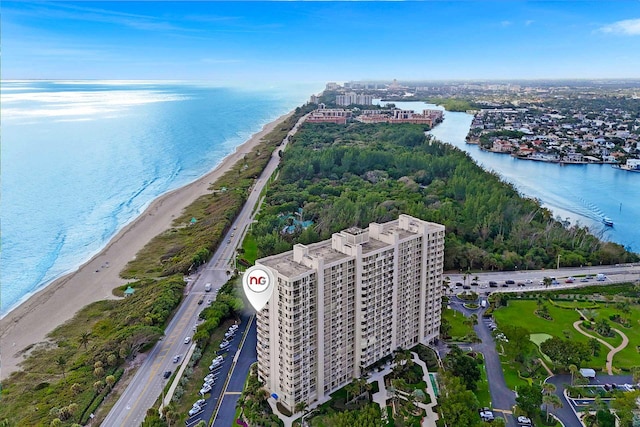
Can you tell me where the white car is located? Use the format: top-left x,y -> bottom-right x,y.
224,330 -> 235,339
199,384 -> 212,395
188,405 -> 202,416
194,398 -> 206,407
203,377 -> 215,385
229,324 -> 239,330
204,373 -> 215,381
172,354 -> 181,363
213,355 -> 223,363
220,340 -> 230,349
184,336 -> 191,344
517,416 -> 532,425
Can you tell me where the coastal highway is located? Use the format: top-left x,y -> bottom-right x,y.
446,263 -> 640,294
103,114 -> 307,425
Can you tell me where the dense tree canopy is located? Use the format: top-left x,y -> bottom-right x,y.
252,122 -> 636,270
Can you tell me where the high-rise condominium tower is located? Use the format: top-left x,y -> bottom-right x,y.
255,214 -> 445,412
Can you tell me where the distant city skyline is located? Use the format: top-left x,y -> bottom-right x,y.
3,1 -> 640,83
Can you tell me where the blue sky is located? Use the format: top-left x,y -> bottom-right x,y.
3,1 -> 640,83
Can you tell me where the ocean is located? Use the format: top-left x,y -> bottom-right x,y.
390,102 -> 639,254
1,81 -> 318,315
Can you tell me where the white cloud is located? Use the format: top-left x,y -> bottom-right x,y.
600,18 -> 640,35
501,20 -> 512,27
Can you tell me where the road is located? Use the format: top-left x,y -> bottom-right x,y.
446,263 -> 640,295
547,374 -> 633,427
447,298 -> 517,427
103,114 -> 307,426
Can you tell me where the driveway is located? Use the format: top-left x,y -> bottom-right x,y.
546,374 -> 633,427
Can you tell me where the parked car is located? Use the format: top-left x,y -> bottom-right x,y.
194,398 -> 206,407
188,405 -> 202,416
200,384 -> 212,395
220,340 -> 230,349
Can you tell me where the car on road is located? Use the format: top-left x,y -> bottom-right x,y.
188,404 -> 202,416
233,226 -> 237,230
471,282 -> 478,286
489,281 -> 498,287
198,297 -> 204,305
184,336 -> 191,344
501,283 -> 509,287
479,408 -> 494,421
525,279 -> 532,284
455,282 -> 463,287
565,277 -> 575,283
517,415 -> 532,425
227,239 -> 231,244
505,279 -> 515,284
517,282 -> 525,287
173,354 -> 181,363
463,284 -> 471,290
581,277 -> 589,282
163,370 -> 172,379
207,299 -> 212,306
205,283 -> 212,292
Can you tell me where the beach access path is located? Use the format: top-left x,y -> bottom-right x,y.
0,112 -> 292,380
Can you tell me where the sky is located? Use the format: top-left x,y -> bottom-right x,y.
3,1 -> 640,83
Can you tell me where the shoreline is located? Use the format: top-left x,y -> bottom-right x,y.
0,111 -> 292,380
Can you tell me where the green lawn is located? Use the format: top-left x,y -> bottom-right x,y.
494,299 -> 640,370
474,355 -> 491,407
442,308 -> 474,340
499,354 -> 530,390
240,233 -> 258,266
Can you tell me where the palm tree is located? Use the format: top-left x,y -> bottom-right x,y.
78,332 -> 92,350
55,356 -> 67,379
543,277 -> 553,288
543,394 -> 562,423
569,364 -> 578,385
542,382 -> 556,395
105,375 -> 116,391
294,401 -> 307,414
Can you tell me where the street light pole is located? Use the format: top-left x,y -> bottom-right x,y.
557,254 -> 561,270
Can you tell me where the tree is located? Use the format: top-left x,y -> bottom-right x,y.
542,382 -> 556,395
543,277 -> 553,288
515,383 -> 543,418
78,331 -> 92,350
70,382 -> 82,395
588,338 -> 601,356
294,401 -> 308,414
444,347 -> 481,391
543,393 -> 562,423
105,375 -> 116,391
55,356 -> 67,379
611,390 -> 640,427
540,336 -> 590,369
437,372 -> 481,427
569,364 -> 578,385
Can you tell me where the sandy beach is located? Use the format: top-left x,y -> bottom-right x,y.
0,112 -> 291,380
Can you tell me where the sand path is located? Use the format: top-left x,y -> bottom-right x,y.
572,309 -> 629,375
0,112 -> 291,380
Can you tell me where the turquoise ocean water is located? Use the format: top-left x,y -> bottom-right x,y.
1,81 -> 317,315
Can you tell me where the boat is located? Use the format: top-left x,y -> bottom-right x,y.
602,217 -> 614,227
612,163 -> 640,173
